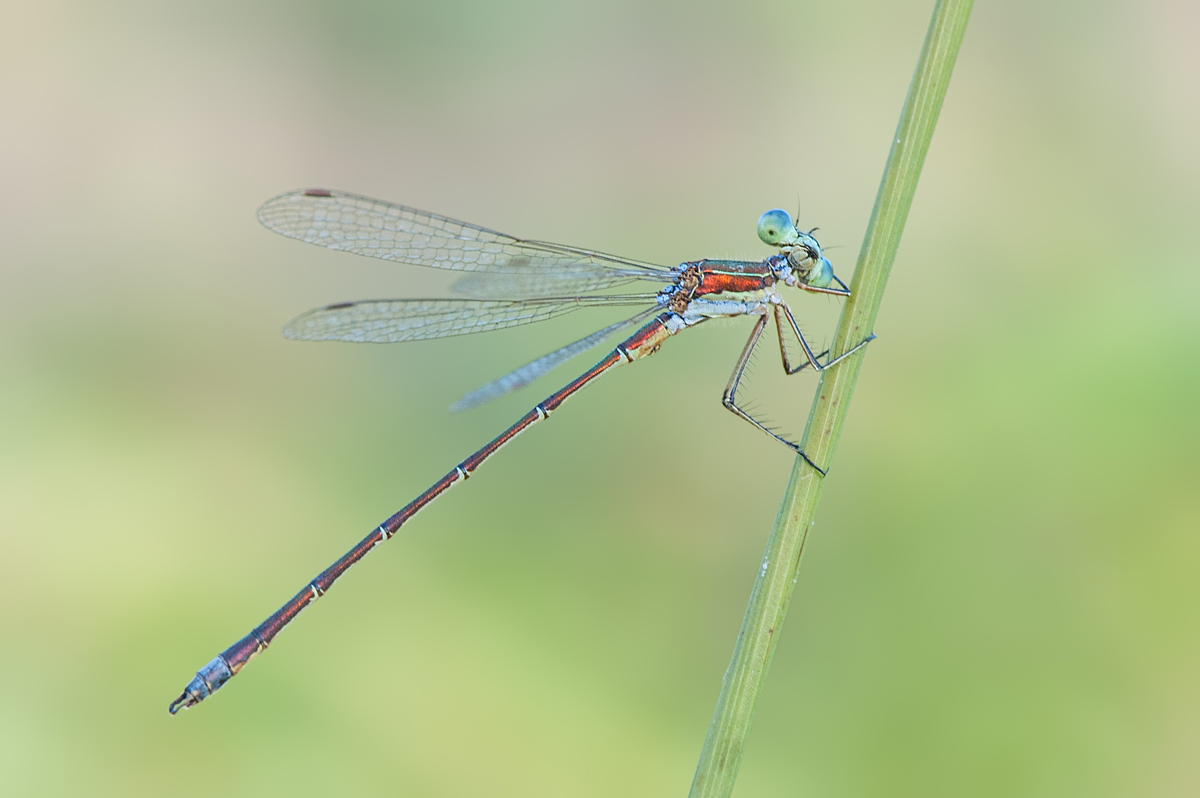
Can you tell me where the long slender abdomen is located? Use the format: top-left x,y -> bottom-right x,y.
169,313 -> 676,713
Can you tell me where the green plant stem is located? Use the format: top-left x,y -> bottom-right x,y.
687,1 -> 974,795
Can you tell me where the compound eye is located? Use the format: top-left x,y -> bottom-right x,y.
757,209 -> 799,246
806,257 -> 835,288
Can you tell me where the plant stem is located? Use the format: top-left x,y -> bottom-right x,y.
687,1 -> 974,795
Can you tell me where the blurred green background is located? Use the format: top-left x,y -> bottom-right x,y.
2,0 -> 1198,795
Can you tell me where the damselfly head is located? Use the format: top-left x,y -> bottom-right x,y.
760,208 -> 836,289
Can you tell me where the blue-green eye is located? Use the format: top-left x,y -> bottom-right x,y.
807,257 -> 834,288
757,209 -> 798,246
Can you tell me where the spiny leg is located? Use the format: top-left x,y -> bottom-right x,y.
774,304 -> 830,375
722,314 -> 826,474
775,301 -> 875,375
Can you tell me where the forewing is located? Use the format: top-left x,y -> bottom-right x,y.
259,190 -> 672,294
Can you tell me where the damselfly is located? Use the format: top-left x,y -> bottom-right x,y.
169,188 -> 874,714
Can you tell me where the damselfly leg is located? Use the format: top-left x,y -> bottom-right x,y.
723,303 -> 875,474
774,302 -> 876,376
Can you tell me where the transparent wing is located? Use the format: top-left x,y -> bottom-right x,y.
282,295 -> 659,343
449,308 -> 656,412
259,189 -> 673,296
447,270 -> 636,299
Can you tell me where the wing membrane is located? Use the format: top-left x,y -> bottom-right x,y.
282,295 -> 659,343
449,309 -> 655,411
447,270 -> 635,299
259,190 -> 672,296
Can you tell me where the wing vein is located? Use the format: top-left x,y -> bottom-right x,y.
259,189 -> 674,299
